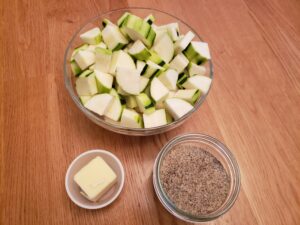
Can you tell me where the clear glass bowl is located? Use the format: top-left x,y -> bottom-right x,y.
153,133 -> 240,222
63,8 -> 214,136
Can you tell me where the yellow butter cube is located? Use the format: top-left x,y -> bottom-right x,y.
74,156 -> 117,202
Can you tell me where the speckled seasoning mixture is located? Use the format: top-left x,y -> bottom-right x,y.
160,145 -> 230,216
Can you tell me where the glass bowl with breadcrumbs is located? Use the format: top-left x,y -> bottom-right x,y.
153,133 -> 240,222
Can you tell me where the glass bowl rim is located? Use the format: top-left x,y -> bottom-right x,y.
63,7 -> 214,133
153,133 -> 241,222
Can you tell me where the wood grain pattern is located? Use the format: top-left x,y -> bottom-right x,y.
1,0 -> 300,224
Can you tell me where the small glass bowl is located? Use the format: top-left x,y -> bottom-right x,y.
63,7 -> 214,136
153,133 -> 240,223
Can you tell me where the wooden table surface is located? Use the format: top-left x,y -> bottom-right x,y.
1,0 -> 300,224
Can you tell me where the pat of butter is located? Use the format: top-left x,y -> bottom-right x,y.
74,156 -> 117,202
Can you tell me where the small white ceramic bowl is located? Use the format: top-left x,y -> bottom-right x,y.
65,149 -> 125,209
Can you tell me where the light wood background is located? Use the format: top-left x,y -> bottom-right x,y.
1,0 -> 300,224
